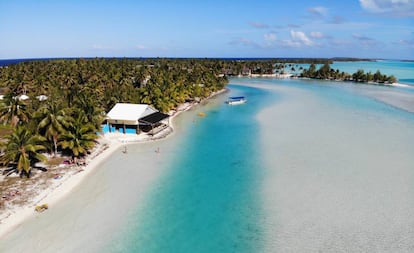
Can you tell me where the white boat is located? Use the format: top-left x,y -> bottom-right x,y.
225,96 -> 246,105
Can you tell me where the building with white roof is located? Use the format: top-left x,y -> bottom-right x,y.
106,103 -> 157,126
105,103 -> 169,135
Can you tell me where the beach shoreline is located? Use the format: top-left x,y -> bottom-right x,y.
0,138 -> 123,239
0,88 -> 227,240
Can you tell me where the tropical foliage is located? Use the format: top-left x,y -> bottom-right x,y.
300,63 -> 397,84
0,126 -> 46,177
58,110 -> 98,158
33,101 -> 69,156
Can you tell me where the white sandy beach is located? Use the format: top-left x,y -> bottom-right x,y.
0,137 -> 123,239
0,89 -> 226,253
0,124 -> 183,253
0,120 -> 180,243
0,140 -> 173,253
388,82 -> 412,88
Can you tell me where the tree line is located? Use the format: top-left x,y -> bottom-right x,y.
300,63 -> 397,84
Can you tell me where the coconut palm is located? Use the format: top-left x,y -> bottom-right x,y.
73,92 -> 104,132
58,110 -> 98,159
0,126 -> 46,177
34,102 -> 70,156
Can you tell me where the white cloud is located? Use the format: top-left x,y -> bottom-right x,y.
231,30 -> 319,49
360,0 -> 381,12
264,33 -> 277,42
310,32 -> 324,39
359,0 -> 414,16
290,30 -> 315,46
308,6 -> 328,16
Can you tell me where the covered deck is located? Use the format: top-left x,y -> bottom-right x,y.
139,112 -> 170,136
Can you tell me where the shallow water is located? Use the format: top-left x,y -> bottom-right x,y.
1,76 -> 414,253
106,86 -> 270,252
106,78 -> 414,252
251,78 -> 414,252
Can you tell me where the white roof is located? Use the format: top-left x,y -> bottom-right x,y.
106,103 -> 156,121
18,94 -> 29,100
36,95 -> 48,101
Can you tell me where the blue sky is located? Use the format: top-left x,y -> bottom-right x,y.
0,0 -> 413,59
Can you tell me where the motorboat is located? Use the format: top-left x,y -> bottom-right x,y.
225,96 -> 246,105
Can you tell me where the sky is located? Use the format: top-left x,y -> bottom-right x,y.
0,0 -> 413,59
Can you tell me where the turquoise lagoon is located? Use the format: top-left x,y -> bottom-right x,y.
106,77 -> 414,252
107,85 -> 271,252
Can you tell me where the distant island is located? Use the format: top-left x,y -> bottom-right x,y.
210,58 -> 397,85
299,63 -> 397,84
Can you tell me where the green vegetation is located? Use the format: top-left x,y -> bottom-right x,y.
300,63 -> 397,84
0,126 -> 47,177
0,58 -> 229,177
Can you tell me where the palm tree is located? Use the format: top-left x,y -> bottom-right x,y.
58,110 -> 98,159
34,102 -> 70,156
73,93 -> 104,132
0,92 -> 30,127
61,73 -> 78,107
353,69 -> 365,82
0,126 -> 47,177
